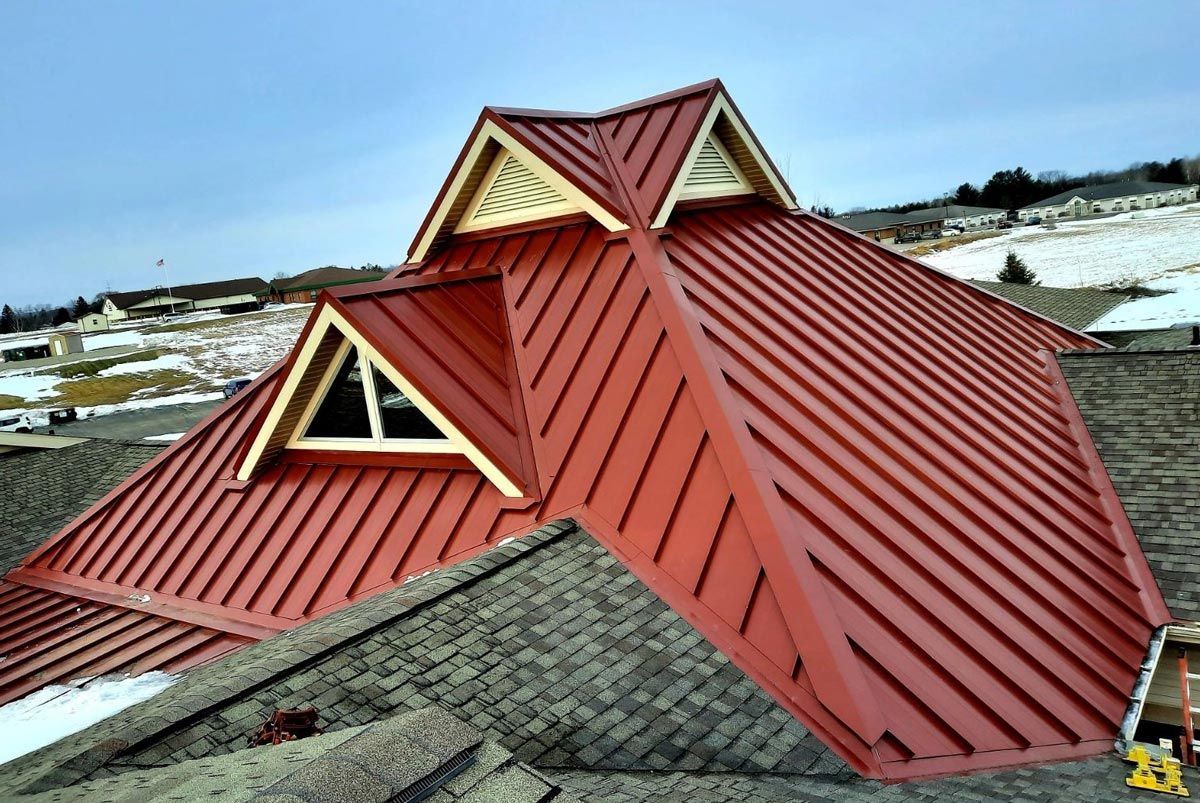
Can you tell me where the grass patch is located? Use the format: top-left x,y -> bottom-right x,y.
1094,272 -> 1174,299
0,393 -> 27,411
145,316 -> 237,335
55,349 -> 163,379
908,230 -> 1003,257
47,369 -> 196,408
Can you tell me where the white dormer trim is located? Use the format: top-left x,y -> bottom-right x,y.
652,92 -> 797,229
409,119 -> 628,264
454,148 -> 582,233
677,134 -> 754,202
236,303 -> 523,497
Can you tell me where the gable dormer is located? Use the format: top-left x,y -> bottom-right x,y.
454,148 -> 582,233
237,271 -> 532,498
676,133 -> 754,202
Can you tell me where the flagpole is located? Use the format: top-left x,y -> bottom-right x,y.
159,259 -> 176,316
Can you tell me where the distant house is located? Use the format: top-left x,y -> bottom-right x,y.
836,204 -> 1005,243
1018,180 -> 1198,222
102,278 -> 267,321
259,267 -> 391,304
77,313 -> 110,333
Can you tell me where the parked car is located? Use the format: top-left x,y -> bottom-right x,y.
1025,216 -> 1042,226
940,229 -> 961,237
48,407 -> 77,424
996,220 -> 1012,230
895,231 -> 921,244
223,378 -> 253,398
0,413 -> 34,434
919,230 -> 941,240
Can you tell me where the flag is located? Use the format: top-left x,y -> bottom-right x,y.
156,259 -> 165,267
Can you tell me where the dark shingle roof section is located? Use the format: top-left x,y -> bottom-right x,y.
1089,327 -> 1199,351
105,278 -> 267,309
268,267 -> 389,293
0,522 -> 839,797
1059,348 -> 1200,619
13,709 -> 577,803
0,440 -> 163,573
971,280 -> 1129,330
831,211 -> 907,232
554,755 -> 1166,802
902,203 -> 1005,223
1023,180 -> 1195,209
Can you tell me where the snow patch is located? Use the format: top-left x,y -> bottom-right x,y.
0,371 -> 60,401
98,353 -> 193,377
0,672 -> 176,766
144,432 -> 186,441
1092,271 -> 1200,330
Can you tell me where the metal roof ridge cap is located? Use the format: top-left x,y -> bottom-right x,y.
595,78 -> 722,117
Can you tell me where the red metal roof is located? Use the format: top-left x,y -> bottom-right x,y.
0,82 -> 1171,781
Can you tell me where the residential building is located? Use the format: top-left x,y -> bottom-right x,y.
259,266 -> 390,304
836,204 -> 1005,243
102,277 -> 267,320
0,80 -> 1190,792
1018,180 -> 1199,222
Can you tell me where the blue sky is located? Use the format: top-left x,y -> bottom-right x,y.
2,1 -> 1197,307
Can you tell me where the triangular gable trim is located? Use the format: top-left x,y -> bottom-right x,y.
651,92 -> 797,229
409,118 -> 628,263
236,302 -> 523,497
677,134 -> 754,201
454,148 -> 582,233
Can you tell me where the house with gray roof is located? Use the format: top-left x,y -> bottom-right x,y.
1018,180 -> 1198,222
834,203 -> 1006,243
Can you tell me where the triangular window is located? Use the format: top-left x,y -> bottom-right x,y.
678,134 -> 753,201
455,149 -> 581,233
304,347 -> 372,439
372,364 -> 447,441
294,343 -> 451,449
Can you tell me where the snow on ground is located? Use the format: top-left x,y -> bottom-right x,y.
144,432 -> 186,441
98,353 -> 193,377
1092,272 -> 1200,330
0,672 -> 175,766
924,206 -> 1200,329
0,304 -> 308,416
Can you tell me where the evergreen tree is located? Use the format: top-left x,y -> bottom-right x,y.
953,182 -> 980,205
0,305 -> 16,334
52,307 -> 71,326
997,250 -> 1038,285
71,296 -> 90,319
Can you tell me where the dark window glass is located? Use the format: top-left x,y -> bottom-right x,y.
304,347 -> 372,438
373,365 -> 446,440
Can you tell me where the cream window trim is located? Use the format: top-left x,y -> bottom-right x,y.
652,93 -> 798,229
237,304 -> 523,497
409,119 -> 627,263
676,133 -> 755,202
454,148 -> 582,234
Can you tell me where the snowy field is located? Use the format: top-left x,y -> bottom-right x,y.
924,205 -> 1200,329
0,304 -> 309,420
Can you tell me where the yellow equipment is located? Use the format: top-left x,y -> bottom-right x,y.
1126,745 -> 1190,797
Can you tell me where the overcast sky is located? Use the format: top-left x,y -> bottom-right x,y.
2,1 -> 1197,307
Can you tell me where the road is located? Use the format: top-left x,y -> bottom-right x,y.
49,400 -> 223,441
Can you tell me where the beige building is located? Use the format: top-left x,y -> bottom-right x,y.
77,313 -> 110,333
1018,180 -> 1198,221
47,331 -> 84,357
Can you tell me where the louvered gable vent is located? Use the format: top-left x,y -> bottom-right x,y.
456,150 -> 581,232
679,134 -> 753,201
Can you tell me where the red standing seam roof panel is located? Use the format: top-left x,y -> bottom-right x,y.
0,82 -> 1171,783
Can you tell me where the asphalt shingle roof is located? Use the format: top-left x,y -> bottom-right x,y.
1059,347 -> 1200,620
268,267 -> 389,293
14,709 -> 574,803
0,440 -> 163,574
105,278 -> 267,309
971,280 -> 1129,330
1023,180 -> 1195,210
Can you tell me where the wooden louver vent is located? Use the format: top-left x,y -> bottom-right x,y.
679,135 -> 753,200
458,151 -> 580,232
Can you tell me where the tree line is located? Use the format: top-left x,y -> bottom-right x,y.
0,295 -> 105,335
849,154 -> 1200,215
